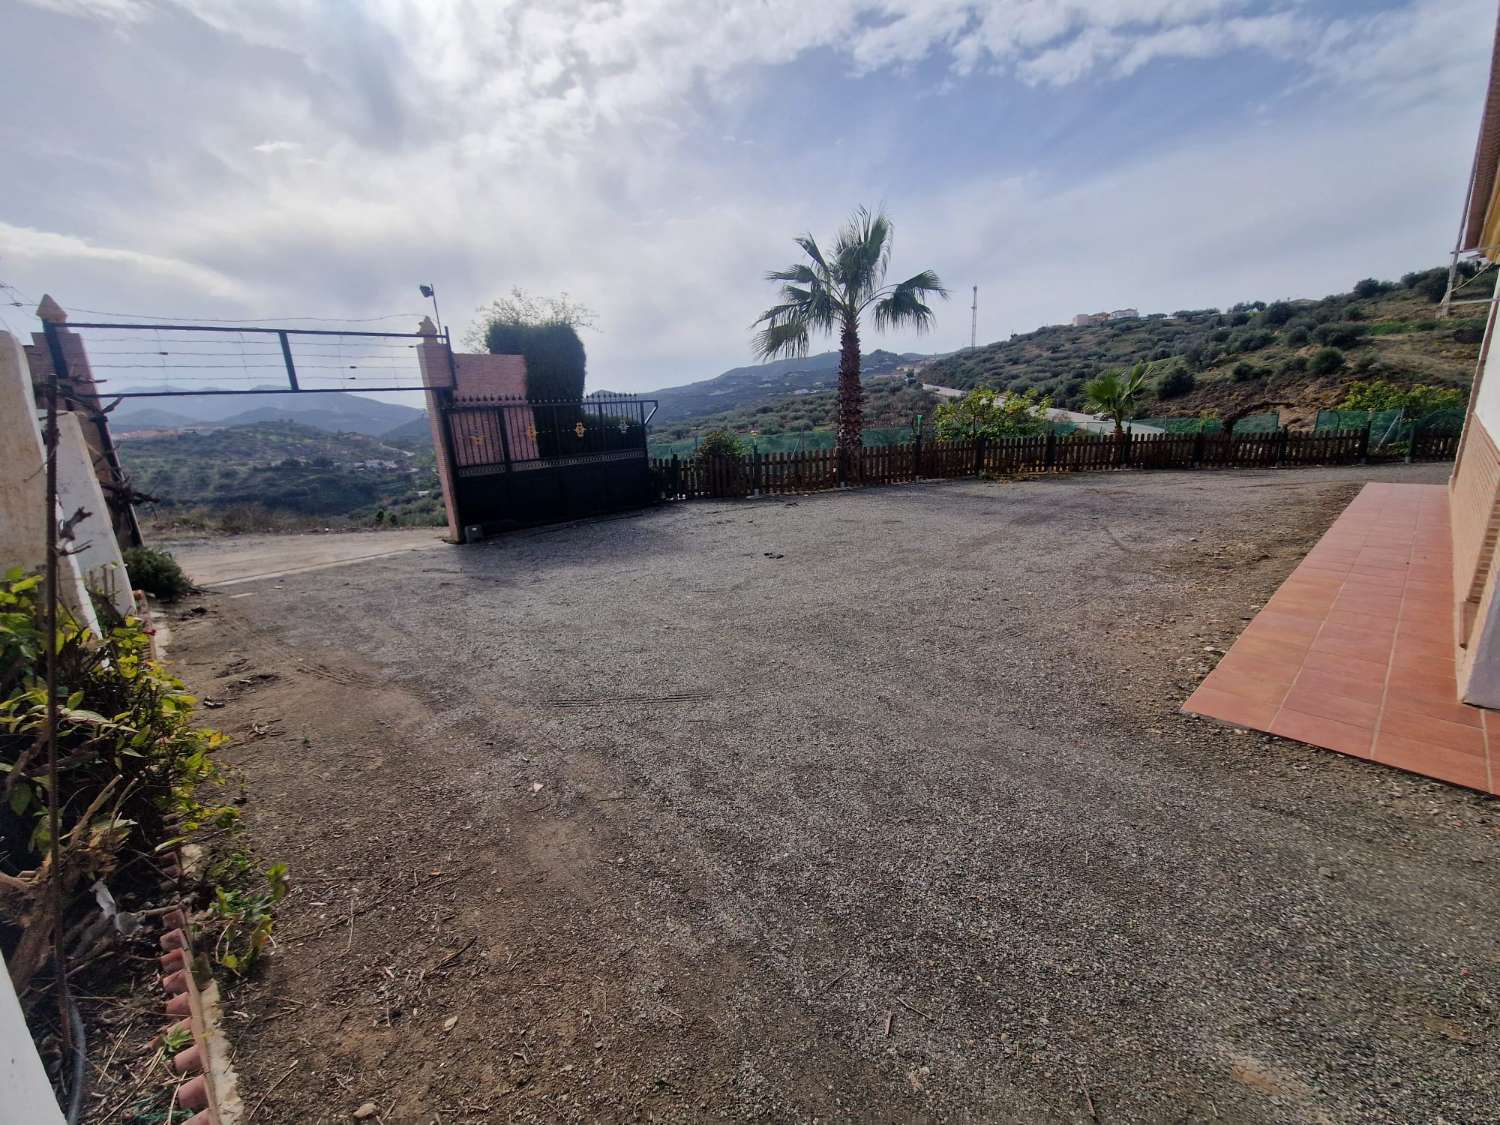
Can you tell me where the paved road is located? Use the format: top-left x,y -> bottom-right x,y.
169,463 -> 1497,1124
165,527 -> 446,587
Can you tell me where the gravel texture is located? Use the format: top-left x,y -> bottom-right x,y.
168,463 -> 1497,1124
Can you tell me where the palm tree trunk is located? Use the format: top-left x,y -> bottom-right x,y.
835,318 -> 863,481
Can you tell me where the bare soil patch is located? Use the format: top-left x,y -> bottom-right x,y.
165,463 -> 1498,1124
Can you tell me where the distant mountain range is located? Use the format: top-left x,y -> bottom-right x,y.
110,386 -> 424,437
636,349 -> 932,423
108,352 -> 937,442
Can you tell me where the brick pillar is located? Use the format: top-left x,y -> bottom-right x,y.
415,317 -> 462,542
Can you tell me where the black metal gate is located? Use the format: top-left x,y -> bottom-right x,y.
443,395 -> 658,531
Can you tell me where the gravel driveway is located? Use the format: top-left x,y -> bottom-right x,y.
167,463 -> 1497,1124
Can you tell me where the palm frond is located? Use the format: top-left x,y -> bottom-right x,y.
832,206 -> 893,305
766,263 -> 819,285
751,317 -> 812,360
872,270 -> 947,333
795,235 -> 831,276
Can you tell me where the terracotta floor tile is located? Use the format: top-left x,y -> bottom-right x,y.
1250,609 -> 1324,637
1310,630 -> 1393,663
1382,693 -> 1484,730
1372,732 -> 1492,790
1385,666 -> 1459,699
1182,483 -> 1496,795
1325,609 -> 1397,635
1378,709 -> 1487,755
1183,686 -> 1282,730
1391,636 -> 1457,663
1292,667 -> 1386,705
1210,651 -> 1303,688
1279,686 -> 1381,729
1233,633 -> 1313,662
1300,647 -> 1390,684
1268,708 -> 1375,758
1198,668 -> 1293,707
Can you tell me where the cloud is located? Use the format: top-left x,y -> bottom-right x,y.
1,0 -> 1494,395
0,222 -> 252,301
17,0 -> 153,21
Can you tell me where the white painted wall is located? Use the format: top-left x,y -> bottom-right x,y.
55,412 -> 133,618
0,953 -> 67,1125
0,331 -> 101,634
1470,296 -> 1500,437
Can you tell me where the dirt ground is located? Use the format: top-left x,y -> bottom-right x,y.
163,464 -> 1498,1124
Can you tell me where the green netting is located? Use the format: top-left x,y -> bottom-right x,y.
1413,408 -> 1465,435
1136,416 -> 1213,434
1133,413 -> 1277,434
1229,412 -> 1282,433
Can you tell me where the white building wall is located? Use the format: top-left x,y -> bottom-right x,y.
54,412 -> 133,618
1,952 -> 67,1124
0,331 -> 101,634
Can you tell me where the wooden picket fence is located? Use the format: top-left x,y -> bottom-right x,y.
651,427 -> 1420,502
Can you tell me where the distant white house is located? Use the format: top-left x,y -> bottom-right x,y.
1073,308 -> 1140,326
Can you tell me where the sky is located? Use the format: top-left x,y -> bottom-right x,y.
0,0 -> 1495,399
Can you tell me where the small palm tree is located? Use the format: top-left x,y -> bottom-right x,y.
753,208 -> 946,460
1083,363 -> 1151,435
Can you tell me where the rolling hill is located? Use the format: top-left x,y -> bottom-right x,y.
110,386 -> 424,436
920,266 -> 1488,427
638,348 -> 931,423
116,421 -> 443,529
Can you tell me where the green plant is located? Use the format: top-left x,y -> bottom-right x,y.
482,321 -> 587,402
1083,363 -> 1151,434
934,387 -> 1052,440
1232,362 -> 1259,383
1156,364 -> 1196,399
1309,347 -> 1346,375
0,569 -> 230,999
1341,379 -> 1466,415
122,547 -> 194,601
207,862 -> 289,974
752,206 -> 946,455
695,428 -> 745,463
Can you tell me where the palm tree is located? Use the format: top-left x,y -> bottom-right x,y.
752,208 -> 946,464
1083,363 -> 1151,435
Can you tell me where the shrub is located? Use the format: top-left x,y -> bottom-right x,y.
1342,379 -> 1466,414
1228,329 -> 1274,353
1403,267 -> 1449,303
122,546 -> 194,601
1309,347 -> 1346,375
1353,278 -> 1392,299
1232,362 -> 1259,383
1454,318 -> 1486,344
0,569 -> 232,995
935,387 -> 1053,440
1285,327 -> 1310,347
1262,301 -> 1295,326
695,428 -> 745,462
1157,365 -> 1196,399
483,321 -> 587,401
1313,322 -> 1368,349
